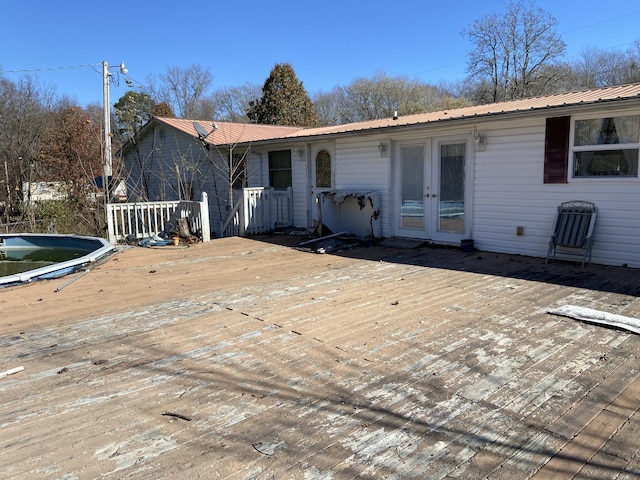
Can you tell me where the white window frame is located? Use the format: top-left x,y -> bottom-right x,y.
268,149 -> 293,189
569,111 -> 640,181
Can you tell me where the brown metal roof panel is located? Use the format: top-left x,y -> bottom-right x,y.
155,117 -> 304,144
154,84 -> 640,144
281,83 -> 640,139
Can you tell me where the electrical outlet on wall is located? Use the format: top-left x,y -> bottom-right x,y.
516,226 -> 525,236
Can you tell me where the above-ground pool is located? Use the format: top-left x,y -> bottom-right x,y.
0,234 -> 115,287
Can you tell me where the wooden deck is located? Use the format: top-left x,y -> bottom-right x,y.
1,235 -> 639,479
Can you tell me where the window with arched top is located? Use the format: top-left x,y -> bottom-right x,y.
316,150 -> 331,188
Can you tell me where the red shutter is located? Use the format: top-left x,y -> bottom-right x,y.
544,116 -> 570,184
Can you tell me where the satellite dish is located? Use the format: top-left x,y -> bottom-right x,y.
193,121 -> 214,150
193,122 -> 211,139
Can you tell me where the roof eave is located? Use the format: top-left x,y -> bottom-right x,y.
242,96 -> 640,147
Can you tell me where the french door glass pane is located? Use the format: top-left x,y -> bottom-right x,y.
439,143 -> 465,233
401,145 -> 424,229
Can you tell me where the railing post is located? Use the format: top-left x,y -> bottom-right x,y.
287,186 -> 293,227
200,192 -> 210,242
106,204 -> 117,244
241,188 -> 250,236
268,187 -> 276,231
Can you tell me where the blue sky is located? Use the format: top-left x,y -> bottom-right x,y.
2,0 -> 640,108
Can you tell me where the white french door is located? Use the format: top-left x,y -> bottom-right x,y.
430,139 -> 468,242
395,142 -> 431,239
394,136 -> 470,241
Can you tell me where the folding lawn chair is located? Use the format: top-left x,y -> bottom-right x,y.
546,200 -> 597,268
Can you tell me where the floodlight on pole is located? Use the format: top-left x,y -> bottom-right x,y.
102,60 -> 127,200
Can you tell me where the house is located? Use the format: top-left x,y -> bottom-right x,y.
123,83 -> 640,267
21,181 -> 67,203
21,178 -> 127,204
122,118 -> 302,236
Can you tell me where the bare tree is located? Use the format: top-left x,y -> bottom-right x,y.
313,87 -> 349,126
38,105 -> 102,197
207,124 -> 251,214
35,105 -> 108,235
573,44 -> 640,89
208,83 -> 261,122
313,73 -> 468,125
462,0 -> 566,102
0,75 -> 53,220
629,40 -> 640,81
146,65 -> 213,118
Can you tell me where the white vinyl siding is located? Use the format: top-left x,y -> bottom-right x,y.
472,117 -> 640,267
334,137 -> 391,236
472,121 -> 548,257
243,105 -> 640,267
124,126 -> 231,238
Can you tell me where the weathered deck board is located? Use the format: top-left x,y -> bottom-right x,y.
1,235 -> 639,479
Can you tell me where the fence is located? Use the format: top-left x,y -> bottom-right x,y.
220,187 -> 292,237
106,192 -> 211,244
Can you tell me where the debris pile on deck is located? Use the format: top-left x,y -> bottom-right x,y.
297,231 -> 372,254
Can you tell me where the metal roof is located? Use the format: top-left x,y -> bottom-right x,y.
156,83 -> 640,146
155,117 -> 304,145
279,83 -> 640,140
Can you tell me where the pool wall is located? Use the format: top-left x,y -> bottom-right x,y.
0,234 -> 115,286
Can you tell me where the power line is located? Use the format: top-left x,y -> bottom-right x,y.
0,63 -> 100,74
1,62 -> 148,91
560,10 -> 640,35
411,10 -> 640,83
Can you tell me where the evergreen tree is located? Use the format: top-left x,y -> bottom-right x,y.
247,63 -> 320,127
114,91 -> 155,138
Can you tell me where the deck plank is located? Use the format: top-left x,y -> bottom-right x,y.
1,236 -> 639,479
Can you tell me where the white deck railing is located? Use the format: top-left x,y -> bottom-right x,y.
106,192 -> 211,244
221,187 -> 292,237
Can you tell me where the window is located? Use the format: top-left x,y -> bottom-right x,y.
268,150 -> 292,189
572,115 -> 639,178
315,150 -> 331,188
